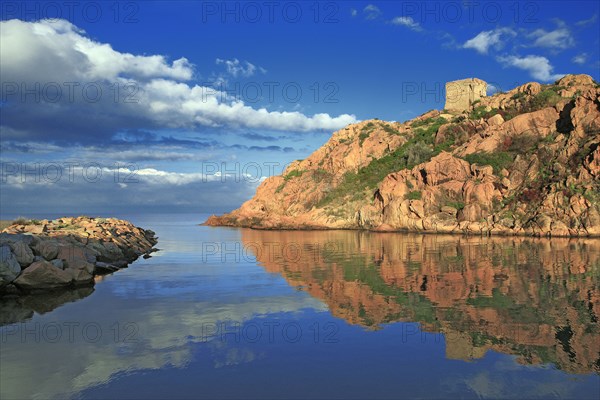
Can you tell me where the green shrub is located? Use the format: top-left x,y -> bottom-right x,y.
12,217 -> 30,225
380,123 -> 400,135
312,168 -> 332,183
506,134 -> 541,154
463,152 -> 514,175
283,169 -> 305,181
317,116 -> 447,206
407,141 -> 433,166
412,116 -> 446,128
405,191 -> 422,200
275,183 -> 286,193
447,201 -> 465,210
470,106 -> 499,120
359,132 -> 370,146
529,88 -> 562,110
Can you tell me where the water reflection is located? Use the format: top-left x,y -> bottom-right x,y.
1,219 -> 598,399
0,287 -> 94,326
241,230 -> 600,374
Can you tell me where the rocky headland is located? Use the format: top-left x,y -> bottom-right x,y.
205,74 -> 600,237
0,217 -> 158,295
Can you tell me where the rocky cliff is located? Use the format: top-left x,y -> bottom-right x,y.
206,74 -> 600,237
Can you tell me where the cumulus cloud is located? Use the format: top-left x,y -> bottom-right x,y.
496,55 -> 564,82
572,53 -> 588,65
528,22 -> 574,51
363,5 -> 381,20
0,19 -> 193,83
390,16 -> 422,32
463,28 -> 515,54
215,58 -> 266,77
0,19 -> 357,144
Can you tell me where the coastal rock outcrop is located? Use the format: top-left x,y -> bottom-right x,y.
0,217 -> 158,294
206,74 -> 600,237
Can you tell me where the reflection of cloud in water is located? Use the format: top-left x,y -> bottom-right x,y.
0,294 -> 326,399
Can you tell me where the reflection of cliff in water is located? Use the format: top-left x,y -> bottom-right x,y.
0,287 -> 94,326
241,230 -> 600,374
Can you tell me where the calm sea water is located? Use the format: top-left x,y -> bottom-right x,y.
1,213 -> 599,399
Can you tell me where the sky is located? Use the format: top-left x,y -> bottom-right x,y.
1,0 -> 599,217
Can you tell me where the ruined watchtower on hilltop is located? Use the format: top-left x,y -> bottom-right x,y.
444,78 -> 487,112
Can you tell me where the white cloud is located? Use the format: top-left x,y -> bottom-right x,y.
576,14 -> 598,26
463,28 -> 515,54
0,19 -> 193,83
0,19 -> 357,138
486,84 -> 500,95
363,4 -> 381,20
215,58 -> 266,77
528,23 -> 574,50
497,55 -> 564,82
572,53 -> 588,65
351,9 -> 357,17
390,16 -> 422,32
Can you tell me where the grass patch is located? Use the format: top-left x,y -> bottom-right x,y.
463,152 -> 514,175
317,118 -> 449,206
405,191 -> 422,200
359,132 -> 370,146
358,122 -> 377,146
283,169 -> 305,181
10,217 -> 41,225
380,123 -> 401,135
446,201 -> 465,210
470,105 -> 500,120
411,116 -> 446,128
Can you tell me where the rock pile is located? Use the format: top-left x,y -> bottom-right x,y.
0,217 -> 157,293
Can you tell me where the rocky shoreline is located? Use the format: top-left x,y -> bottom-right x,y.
0,217 -> 158,295
205,74 -> 600,237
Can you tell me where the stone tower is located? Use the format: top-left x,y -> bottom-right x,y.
444,78 -> 487,112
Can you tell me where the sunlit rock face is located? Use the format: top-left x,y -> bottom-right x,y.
444,78 -> 487,112
206,75 -> 600,237
241,229 -> 600,374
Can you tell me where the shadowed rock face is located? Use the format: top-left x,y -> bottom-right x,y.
206,74 -> 600,237
239,229 -> 600,374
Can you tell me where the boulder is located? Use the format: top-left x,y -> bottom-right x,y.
0,233 -> 37,246
487,114 -> 504,126
0,245 -> 21,287
50,259 -> 65,270
13,260 -> 72,290
94,262 -> 119,274
9,241 -> 34,267
97,241 -> 125,262
557,74 -> 595,87
515,82 -> 542,96
35,240 -> 59,261
57,244 -> 95,283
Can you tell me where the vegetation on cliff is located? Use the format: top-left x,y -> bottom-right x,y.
206,74 -> 600,237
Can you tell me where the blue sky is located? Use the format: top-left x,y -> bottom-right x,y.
1,1 -> 599,216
